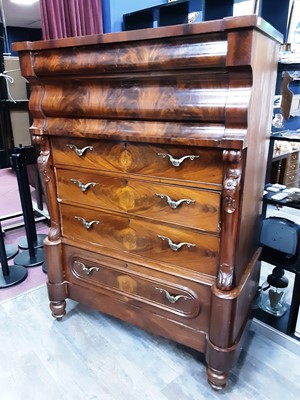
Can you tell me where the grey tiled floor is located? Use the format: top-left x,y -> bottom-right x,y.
0,285 -> 300,400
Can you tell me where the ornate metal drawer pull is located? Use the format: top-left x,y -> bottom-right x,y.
70,179 -> 98,192
74,216 -> 100,229
74,260 -> 99,276
157,153 -> 199,167
155,288 -> 190,304
158,235 -> 196,252
66,144 -> 93,157
156,194 -> 195,209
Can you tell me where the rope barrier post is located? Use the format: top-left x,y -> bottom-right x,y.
11,152 -> 44,267
0,221 -> 28,288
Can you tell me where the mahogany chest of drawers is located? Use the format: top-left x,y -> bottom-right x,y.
272,149 -> 300,188
283,151 -> 300,187
14,15 -> 280,390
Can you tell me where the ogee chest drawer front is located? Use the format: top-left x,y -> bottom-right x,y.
60,204 -> 219,276
62,245 -> 211,330
51,137 -> 223,186
56,168 -> 221,233
32,33 -> 227,75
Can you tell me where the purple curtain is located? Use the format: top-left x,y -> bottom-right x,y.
40,0 -> 103,40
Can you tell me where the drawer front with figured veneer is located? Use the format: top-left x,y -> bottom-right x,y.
61,203 -> 219,276
289,152 -> 299,163
286,162 -> 298,173
284,171 -> 300,186
62,244 -> 211,330
52,137 -> 223,188
56,168 -> 221,232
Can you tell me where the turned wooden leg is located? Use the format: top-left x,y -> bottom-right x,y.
50,300 -> 66,320
206,366 -> 228,391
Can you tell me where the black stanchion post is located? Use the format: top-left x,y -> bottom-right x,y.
0,222 -> 27,288
14,147 -> 46,249
35,166 -> 44,211
11,153 -> 44,267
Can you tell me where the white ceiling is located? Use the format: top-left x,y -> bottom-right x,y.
1,0 -> 41,29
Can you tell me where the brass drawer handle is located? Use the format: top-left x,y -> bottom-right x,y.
157,153 -> 199,167
156,194 -> 195,209
75,216 -> 101,229
155,288 -> 190,304
74,260 -> 99,275
66,144 -> 93,157
158,235 -> 196,251
70,179 -> 98,192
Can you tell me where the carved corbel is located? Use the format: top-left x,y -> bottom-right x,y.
32,135 -> 61,241
217,263 -> 234,290
217,150 -> 242,291
33,135 -> 50,182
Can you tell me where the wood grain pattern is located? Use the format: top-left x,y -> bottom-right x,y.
60,203 -> 219,276
39,72 -> 251,123
40,118 -> 246,149
18,29 -> 251,146
52,138 -> 224,188
31,34 -> 227,75
56,168 -> 221,232
71,260 -> 201,319
62,244 -> 212,331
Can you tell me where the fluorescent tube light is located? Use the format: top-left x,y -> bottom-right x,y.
11,0 -> 39,6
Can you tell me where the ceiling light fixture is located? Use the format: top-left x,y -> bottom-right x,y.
11,0 -> 39,5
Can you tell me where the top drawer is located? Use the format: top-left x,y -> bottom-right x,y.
51,137 -> 223,187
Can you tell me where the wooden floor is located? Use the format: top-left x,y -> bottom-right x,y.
1,285 -> 300,400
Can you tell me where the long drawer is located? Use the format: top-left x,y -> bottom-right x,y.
60,203 -> 219,276
51,137 -> 223,187
56,168 -> 221,233
62,244 -> 211,331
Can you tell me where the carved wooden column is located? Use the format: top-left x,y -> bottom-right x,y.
217,149 -> 242,290
32,134 -> 67,319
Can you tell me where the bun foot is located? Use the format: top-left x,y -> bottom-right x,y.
50,300 -> 66,320
207,367 -> 228,391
